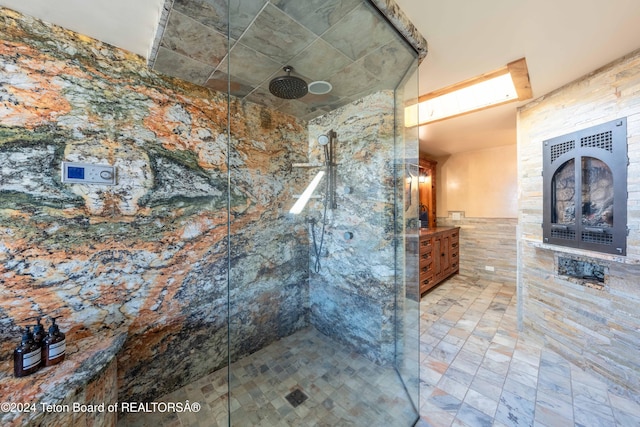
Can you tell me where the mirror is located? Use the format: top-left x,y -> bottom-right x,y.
419,159 -> 437,228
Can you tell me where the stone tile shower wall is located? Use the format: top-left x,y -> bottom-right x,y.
517,48 -> 640,397
307,92 -> 398,364
0,8 -> 308,402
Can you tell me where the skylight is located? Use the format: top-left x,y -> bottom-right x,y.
405,58 -> 532,127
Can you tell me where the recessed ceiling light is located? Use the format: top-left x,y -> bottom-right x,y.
308,81 -> 333,95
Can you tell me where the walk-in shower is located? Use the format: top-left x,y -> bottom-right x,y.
128,0 -> 425,425
0,0 -> 424,425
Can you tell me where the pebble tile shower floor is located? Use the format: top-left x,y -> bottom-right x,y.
118,326 -> 417,427
119,273 -> 640,426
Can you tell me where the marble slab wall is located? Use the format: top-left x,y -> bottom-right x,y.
0,7 -> 308,402
517,48 -> 640,397
307,91 -> 399,364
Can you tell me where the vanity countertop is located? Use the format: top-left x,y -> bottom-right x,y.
419,226 -> 459,236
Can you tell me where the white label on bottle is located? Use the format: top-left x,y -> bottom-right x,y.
23,348 -> 41,370
48,339 -> 66,360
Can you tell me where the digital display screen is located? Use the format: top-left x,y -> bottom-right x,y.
67,166 -> 85,180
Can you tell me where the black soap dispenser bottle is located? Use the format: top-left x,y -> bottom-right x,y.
43,317 -> 66,366
14,326 -> 42,377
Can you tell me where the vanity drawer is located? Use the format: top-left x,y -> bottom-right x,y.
420,273 -> 435,293
419,237 -> 432,254
450,249 -> 459,271
419,249 -> 433,265
419,258 -> 433,276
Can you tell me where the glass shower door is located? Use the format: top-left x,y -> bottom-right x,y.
226,0 -> 421,425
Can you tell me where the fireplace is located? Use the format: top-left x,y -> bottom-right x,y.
543,118 -> 627,255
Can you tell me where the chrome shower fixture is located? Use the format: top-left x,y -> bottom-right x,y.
317,134 -> 330,146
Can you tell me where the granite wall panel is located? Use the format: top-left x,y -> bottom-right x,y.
0,7 -> 308,403
517,47 -> 640,398
307,92 -> 399,364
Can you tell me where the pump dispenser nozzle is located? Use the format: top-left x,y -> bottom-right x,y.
33,317 -> 45,347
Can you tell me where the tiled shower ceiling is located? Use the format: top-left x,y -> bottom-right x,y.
150,0 -> 417,121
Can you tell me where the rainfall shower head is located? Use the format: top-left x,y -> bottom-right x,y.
269,66 -> 308,99
317,134 -> 330,146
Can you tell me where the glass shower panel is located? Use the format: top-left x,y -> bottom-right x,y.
396,63 -> 421,418
227,0 -> 421,425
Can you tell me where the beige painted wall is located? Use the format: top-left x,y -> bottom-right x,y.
431,144 -> 517,218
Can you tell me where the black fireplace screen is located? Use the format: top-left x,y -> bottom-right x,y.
543,118 -> 627,255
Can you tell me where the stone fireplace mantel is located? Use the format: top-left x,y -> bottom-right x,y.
524,238 -> 640,265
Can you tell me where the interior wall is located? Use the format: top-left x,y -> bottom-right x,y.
426,144 -> 518,283
434,144 -> 517,219
517,47 -> 640,397
307,91 -> 400,364
438,216 -> 517,284
0,8 -> 308,402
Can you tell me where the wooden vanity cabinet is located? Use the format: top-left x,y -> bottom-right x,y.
419,227 -> 460,295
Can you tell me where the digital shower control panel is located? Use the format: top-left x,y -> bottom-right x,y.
61,161 -> 116,185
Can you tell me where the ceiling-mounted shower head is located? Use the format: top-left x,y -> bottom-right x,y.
269,66 -> 308,99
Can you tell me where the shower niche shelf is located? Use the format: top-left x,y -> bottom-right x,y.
292,163 -> 325,168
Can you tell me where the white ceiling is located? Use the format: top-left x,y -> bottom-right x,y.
1,0 -> 640,157
0,0 -> 165,58
396,0 -> 640,156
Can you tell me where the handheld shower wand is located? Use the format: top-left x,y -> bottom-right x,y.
311,131 -> 337,272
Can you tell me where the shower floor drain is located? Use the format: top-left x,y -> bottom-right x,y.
285,389 -> 308,407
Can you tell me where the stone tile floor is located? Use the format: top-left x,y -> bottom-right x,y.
119,273 -> 640,426
118,326 -> 417,427
419,273 -> 640,427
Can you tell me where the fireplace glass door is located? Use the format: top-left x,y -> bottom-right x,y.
581,157 -> 614,229
552,158 -> 575,228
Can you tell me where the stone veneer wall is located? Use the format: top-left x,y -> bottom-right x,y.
307,92 -> 400,363
517,48 -> 640,397
0,8 -> 309,402
438,216 -> 517,284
